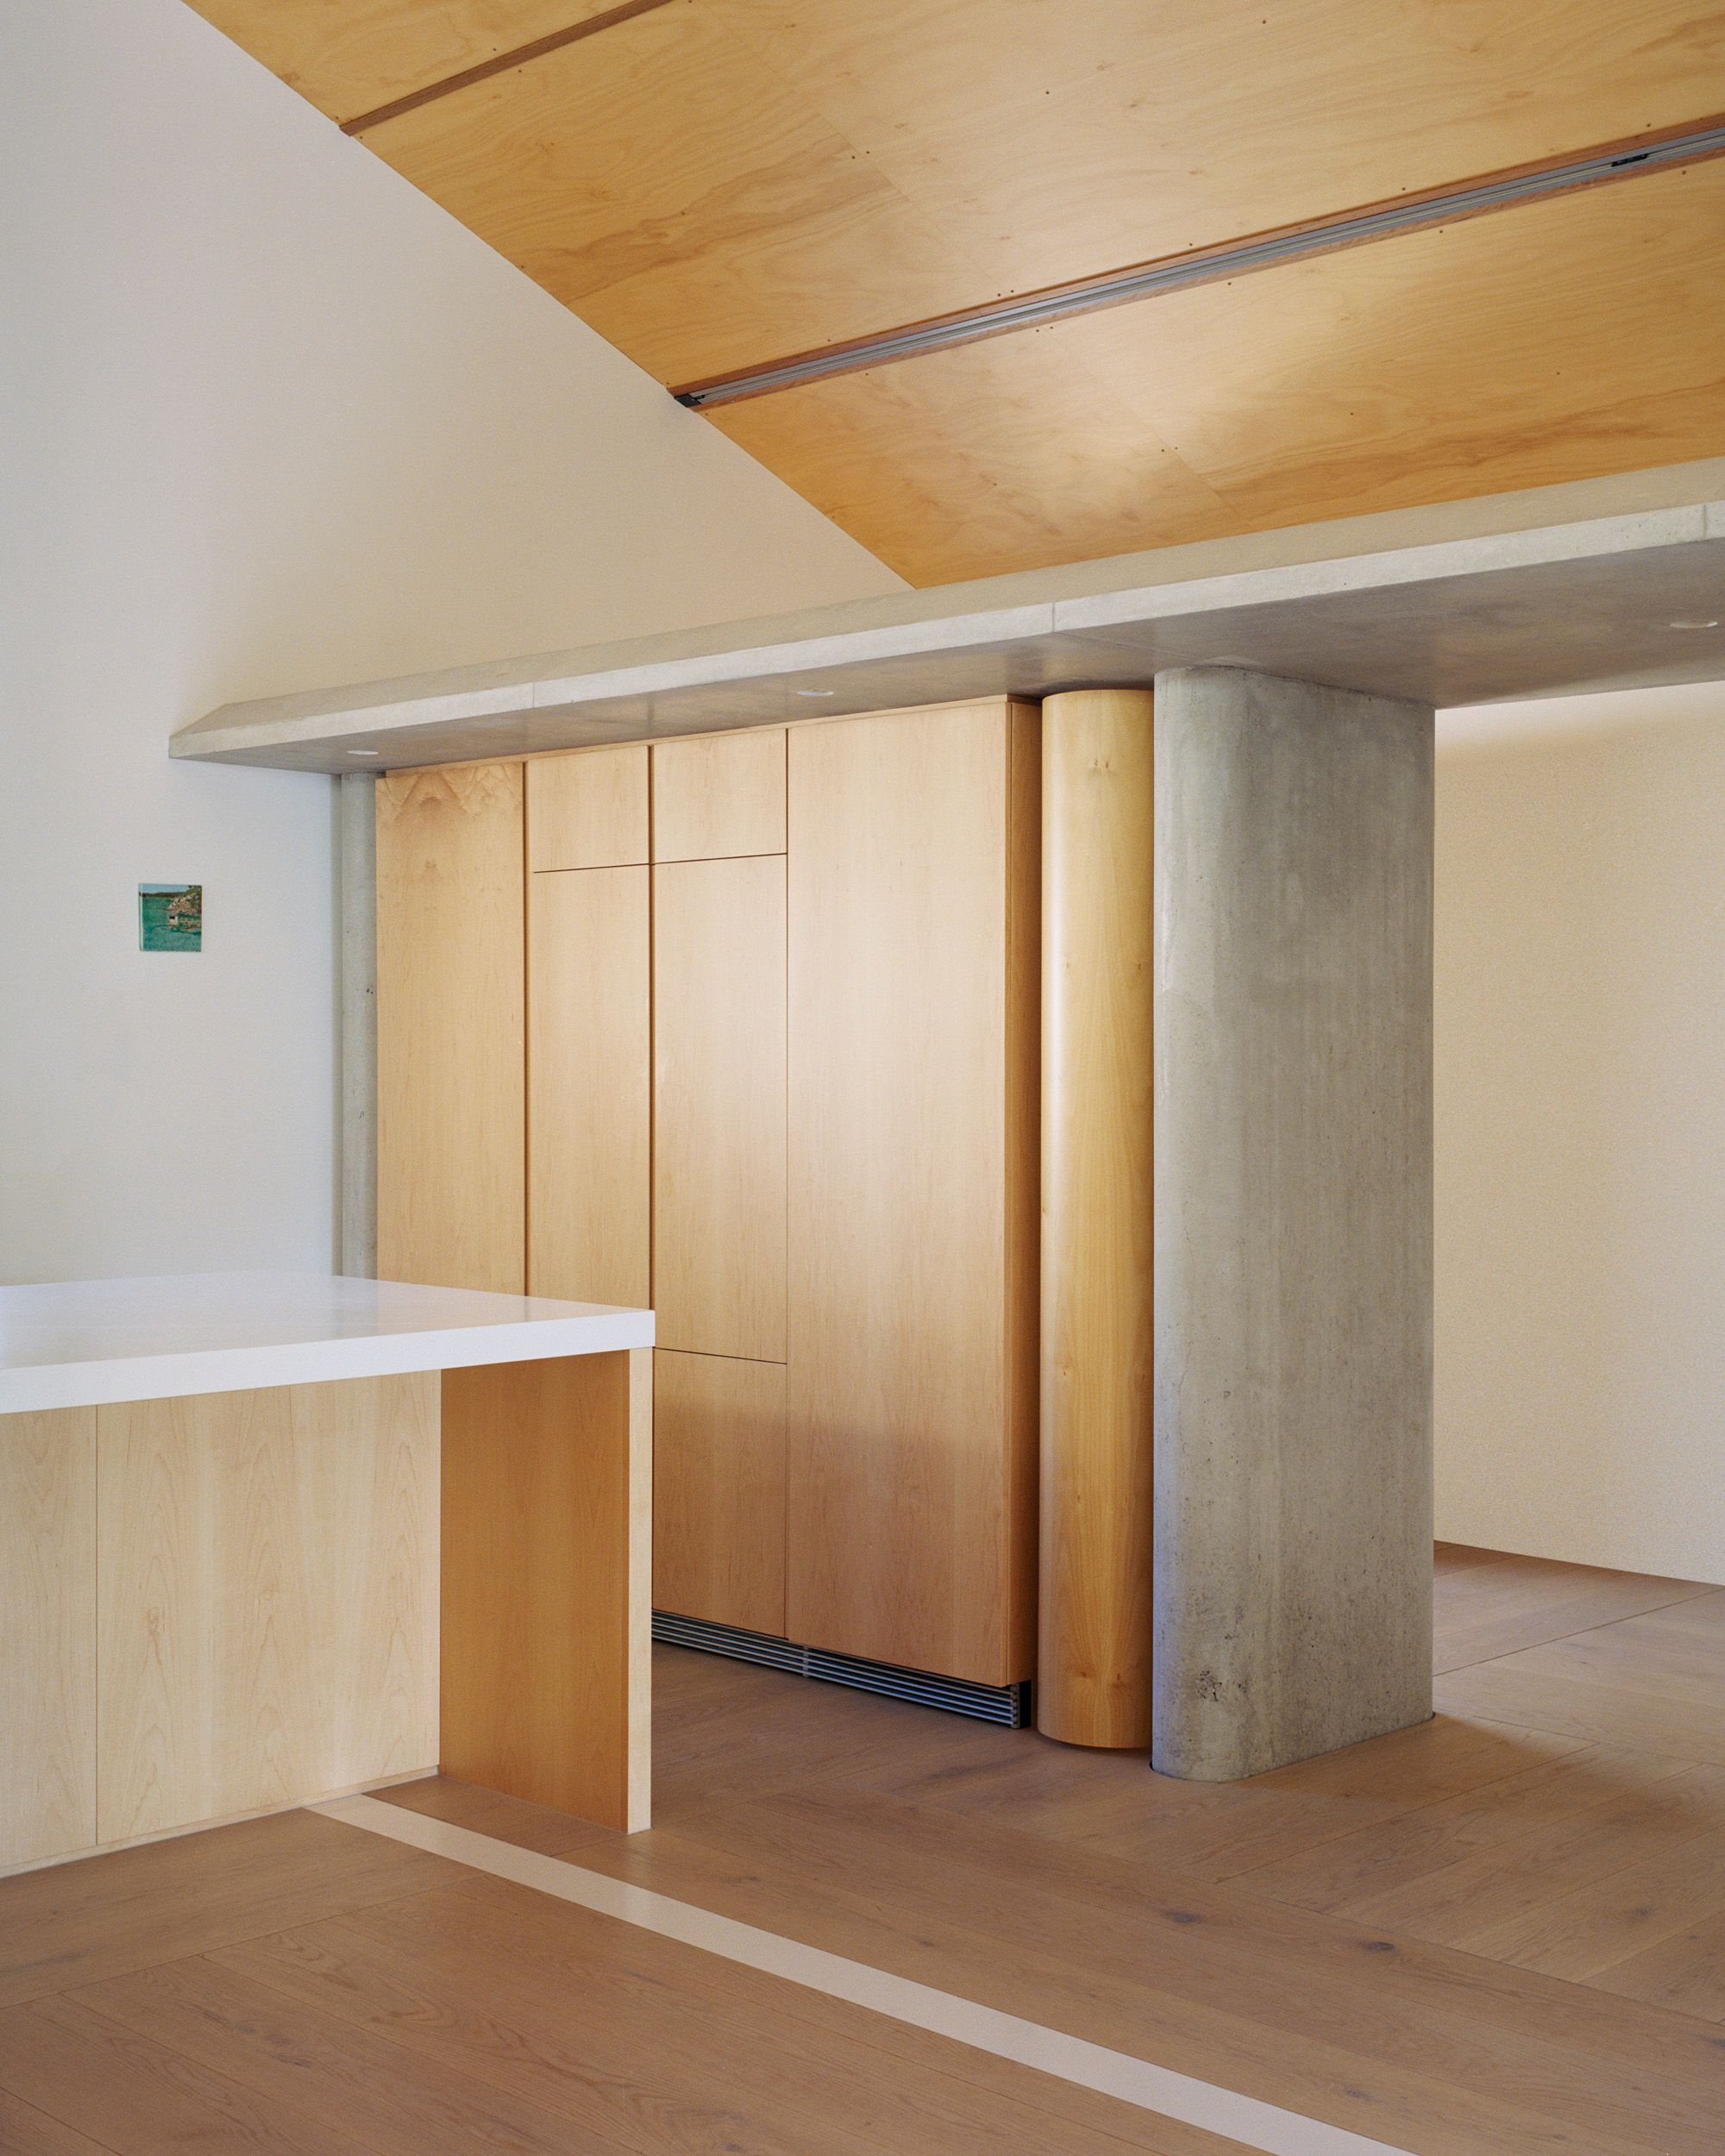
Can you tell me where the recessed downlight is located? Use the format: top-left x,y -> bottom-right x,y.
1665,619 -> 1720,630
795,687 -> 837,698
348,747 -> 381,756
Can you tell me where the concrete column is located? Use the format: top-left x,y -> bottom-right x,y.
338,772 -> 378,1279
1038,690 -> 1155,1749
1152,668 -> 1433,1779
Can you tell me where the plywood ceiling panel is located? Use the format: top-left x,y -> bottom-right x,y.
710,160 -> 1725,583
354,0 -> 1725,382
709,0 -> 1725,295
187,0 -> 628,125
185,0 -> 1725,581
359,5 -> 969,380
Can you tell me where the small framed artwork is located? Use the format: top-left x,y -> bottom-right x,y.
139,882 -> 202,953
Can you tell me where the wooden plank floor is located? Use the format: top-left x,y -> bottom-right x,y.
4,1545 -> 1724,2153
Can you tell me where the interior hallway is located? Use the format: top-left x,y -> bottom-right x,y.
3,1545 -> 1724,2156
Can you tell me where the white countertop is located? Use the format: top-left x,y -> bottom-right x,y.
0,1272 -> 655,1415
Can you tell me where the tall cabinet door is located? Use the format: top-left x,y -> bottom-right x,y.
376,761 -> 524,1293
650,729 -> 789,1634
787,700 -> 1039,1687
527,745 -> 651,1308
653,852 -> 787,1359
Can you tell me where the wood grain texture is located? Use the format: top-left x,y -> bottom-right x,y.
651,726 -> 786,862
10,1551 -> 1725,2153
787,699 -> 1038,1685
185,0 -> 630,127
712,157 -> 1725,582
95,1376 -> 439,1846
1005,700 -> 1044,1683
209,1871 -> 1247,2156
654,1351 -> 787,1636
376,761 -> 524,1293
526,863 -> 650,1307
195,0 -> 1725,580
441,1349 -> 650,1832
359,3 -> 966,383
652,852 -> 787,1359
525,743 -> 648,871
0,1413 -> 96,1869
1039,691 -> 1154,1749
346,0 -> 1725,379
0,1808 -> 448,2010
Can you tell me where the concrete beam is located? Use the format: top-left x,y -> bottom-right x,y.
1151,667 -> 1433,1779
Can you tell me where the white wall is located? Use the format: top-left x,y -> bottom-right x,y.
0,0 -> 901,1286
1435,680 -> 1725,1583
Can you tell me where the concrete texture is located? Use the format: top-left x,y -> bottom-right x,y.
170,462 -> 1725,773
338,773 -> 377,1280
1152,667 -> 1433,1780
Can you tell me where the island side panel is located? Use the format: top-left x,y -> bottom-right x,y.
0,1408 -> 97,1871
441,1348 -> 650,1833
96,1373 -> 439,1845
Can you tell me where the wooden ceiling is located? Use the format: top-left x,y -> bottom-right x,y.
190,0 -> 1725,583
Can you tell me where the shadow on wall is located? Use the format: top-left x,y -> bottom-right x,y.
1433,681 -> 1725,1584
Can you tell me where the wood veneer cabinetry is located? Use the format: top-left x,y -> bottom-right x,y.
527,743 -> 648,871
654,1350 -> 787,1638
1039,689 -> 1154,1748
528,863 -> 651,1307
376,761 -> 525,1294
653,852 -> 787,1360
0,1409 -> 96,1869
652,727 -> 786,862
1,1379 -> 438,1873
376,703 -> 1040,1694
787,699 -> 1040,1686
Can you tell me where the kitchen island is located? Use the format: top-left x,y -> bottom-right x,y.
0,1272 -> 653,1873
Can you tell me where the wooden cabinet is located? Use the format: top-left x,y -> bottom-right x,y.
376,704 -> 1039,1691
528,863 -> 651,1307
652,728 -> 785,862
528,743 -> 648,870
0,1409 -> 96,1870
376,761 -> 525,1294
787,700 -> 1040,1686
654,1351 -> 787,1637
3,1382 -> 438,1871
95,1375 -> 439,1846
653,853 -> 786,1359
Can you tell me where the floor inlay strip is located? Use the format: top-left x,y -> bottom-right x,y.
321,1791 -> 1412,2156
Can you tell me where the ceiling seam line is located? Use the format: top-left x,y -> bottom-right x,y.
670,114 -> 1725,408
339,0 -> 681,135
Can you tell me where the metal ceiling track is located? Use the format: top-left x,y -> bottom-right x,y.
674,115 -> 1725,409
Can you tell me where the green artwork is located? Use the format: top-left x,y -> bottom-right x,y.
139,882 -> 202,953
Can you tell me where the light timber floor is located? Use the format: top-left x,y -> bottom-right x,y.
4,1545 -> 1725,2154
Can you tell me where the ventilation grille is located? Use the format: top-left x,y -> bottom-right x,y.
652,1610 -> 1031,1727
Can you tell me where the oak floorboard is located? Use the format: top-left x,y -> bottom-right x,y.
215,1883 -> 1250,2156
1433,1546 -> 1718,1675
0,2088 -> 115,2156
1233,1745 -> 1718,1921
1590,1914 -> 1725,2023
846,1704 -> 1586,1884
64,1954 -> 639,2156
1438,1593 -> 1725,1764
0,1992 -> 382,2156
569,1768 -> 1725,2153
0,1809 -> 448,2009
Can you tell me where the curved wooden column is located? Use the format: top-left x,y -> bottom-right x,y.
1038,689 -> 1154,1748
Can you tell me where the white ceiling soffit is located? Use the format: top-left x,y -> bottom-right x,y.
173,464 -> 1725,773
